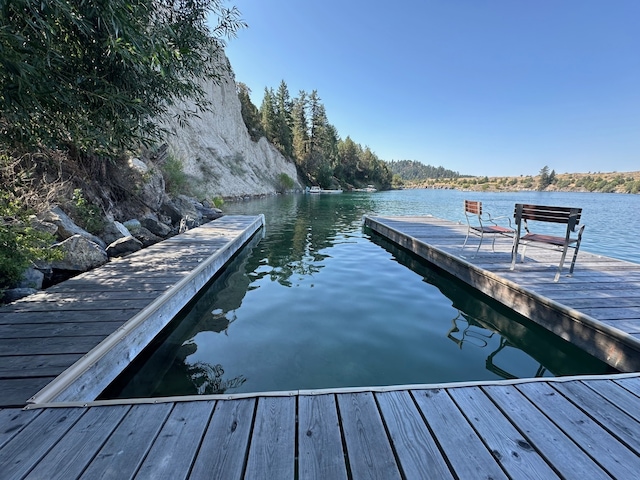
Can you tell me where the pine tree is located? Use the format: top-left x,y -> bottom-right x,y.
237,83 -> 264,141
538,165 -> 551,190
274,80 -> 293,157
260,88 -> 277,143
291,92 -> 309,167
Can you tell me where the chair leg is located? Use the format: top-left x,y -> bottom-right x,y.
510,237 -> 519,270
569,244 -> 581,275
462,232 -> 470,250
475,231 -> 483,256
555,245 -> 570,282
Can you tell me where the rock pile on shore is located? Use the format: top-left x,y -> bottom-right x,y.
3,195 -> 222,303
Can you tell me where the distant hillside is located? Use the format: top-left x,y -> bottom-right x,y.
387,160 -> 462,181
406,171 -> 640,194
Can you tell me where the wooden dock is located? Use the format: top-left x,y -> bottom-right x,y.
364,215 -> 640,373
0,215 -> 264,408
2,375 -> 640,479
2,213 -> 640,479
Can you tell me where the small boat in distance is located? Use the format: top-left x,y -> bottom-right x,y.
353,185 -> 377,192
308,186 -> 343,194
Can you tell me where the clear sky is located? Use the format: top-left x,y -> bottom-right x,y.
221,1 -> 639,177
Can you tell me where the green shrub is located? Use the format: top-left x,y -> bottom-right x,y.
162,156 -> 190,195
72,188 -> 104,234
276,173 -> 295,192
0,194 -> 60,293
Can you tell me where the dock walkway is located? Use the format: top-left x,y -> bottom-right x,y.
0,215 -> 264,407
2,214 -> 640,479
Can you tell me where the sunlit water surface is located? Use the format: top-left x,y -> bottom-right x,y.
104,190 -> 636,398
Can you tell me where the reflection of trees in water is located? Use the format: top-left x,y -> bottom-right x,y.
186,362 -> 246,395
226,194 -> 376,287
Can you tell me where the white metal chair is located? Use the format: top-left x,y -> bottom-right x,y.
462,200 -> 514,255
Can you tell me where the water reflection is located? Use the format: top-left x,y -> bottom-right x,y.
370,232 -> 614,379
102,193 -> 614,399
447,311 -> 495,349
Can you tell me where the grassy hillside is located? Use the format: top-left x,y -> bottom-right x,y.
403,171 -> 640,194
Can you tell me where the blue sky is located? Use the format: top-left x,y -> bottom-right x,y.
221,1 -> 639,177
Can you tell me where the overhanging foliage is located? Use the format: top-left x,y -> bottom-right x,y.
0,0 -> 245,154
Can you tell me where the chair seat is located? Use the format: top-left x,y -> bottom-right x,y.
472,225 -> 513,234
521,233 -> 578,247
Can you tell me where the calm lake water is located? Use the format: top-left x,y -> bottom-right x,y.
104,189 -> 637,398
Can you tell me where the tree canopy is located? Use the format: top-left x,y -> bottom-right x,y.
247,80 -> 392,190
387,160 -> 461,181
0,0 -> 245,155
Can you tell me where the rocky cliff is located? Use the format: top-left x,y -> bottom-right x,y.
162,54 -> 301,198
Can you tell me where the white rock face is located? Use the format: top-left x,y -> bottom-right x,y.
162,54 -> 300,198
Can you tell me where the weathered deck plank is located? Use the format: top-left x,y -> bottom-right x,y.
412,388 -> 508,479
244,396 -> 296,480
78,403 -> 173,480
189,398 -> 254,480
517,381 -> 640,478
337,392 -> 401,480
135,401 -> 215,480
482,384 -> 611,480
376,390 -> 452,479
552,380 -> 640,453
448,386 -> 560,478
24,405 -> 130,480
0,408 -> 84,480
298,394 -> 348,480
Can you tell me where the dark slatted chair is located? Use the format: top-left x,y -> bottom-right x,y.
462,200 -> 514,255
511,203 -> 585,282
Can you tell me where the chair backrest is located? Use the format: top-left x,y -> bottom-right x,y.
464,200 -> 482,216
514,204 -> 582,231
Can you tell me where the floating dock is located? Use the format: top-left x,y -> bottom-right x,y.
1,214 -> 640,478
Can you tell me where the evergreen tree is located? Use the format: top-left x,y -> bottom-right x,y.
260,88 -> 277,143
538,165 -> 551,190
273,81 -> 293,157
291,92 -> 309,166
237,83 -> 264,141
337,137 -> 360,183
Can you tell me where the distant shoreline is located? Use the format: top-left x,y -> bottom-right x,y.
400,170 -> 640,195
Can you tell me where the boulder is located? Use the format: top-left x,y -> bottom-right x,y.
133,226 -> 163,247
50,235 -> 108,271
28,216 -> 58,236
141,214 -> 172,237
162,195 -> 201,226
123,219 -> 142,234
140,169 -> 167,211
100,220 -> 132,245
195,204 -> 223,221
39,206 -> 107,249
16,268 -> 44,290
2,288 -> 38,303
106,236 -> 143,258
